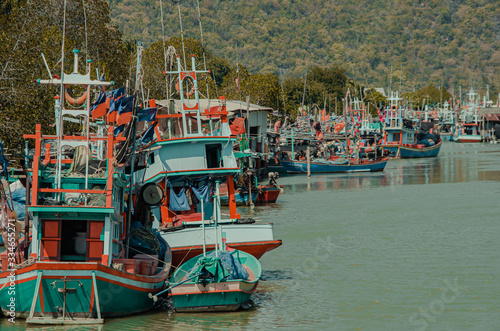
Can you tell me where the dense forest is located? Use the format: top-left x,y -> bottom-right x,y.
0,0 -> 498,153
108,0 -> 500,95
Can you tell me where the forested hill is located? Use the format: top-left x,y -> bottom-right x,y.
108,0 -> 500,94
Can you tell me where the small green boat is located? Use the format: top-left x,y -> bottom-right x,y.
169,249 -> 261,312
167,181 -> 261,312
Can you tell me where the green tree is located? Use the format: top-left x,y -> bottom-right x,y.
0,0 -> 131,154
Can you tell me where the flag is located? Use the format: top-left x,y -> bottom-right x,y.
230,117 -> 246,135
116,95 -> 135,126
107,96 -> 122,123
235,63 -> 240,93
106,87 -> 126,123
137,107 -> 157,122
141,122 -> 157,145
90,91 -> 108,120
114,125 -> 125,137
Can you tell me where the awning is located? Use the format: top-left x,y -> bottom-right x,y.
484,113 -> 500,122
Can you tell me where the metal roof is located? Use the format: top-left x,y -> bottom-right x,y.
155,99 -> 273,116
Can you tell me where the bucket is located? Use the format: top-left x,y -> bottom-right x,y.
74,232 -> 87,255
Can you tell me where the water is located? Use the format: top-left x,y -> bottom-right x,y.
2,142 -> 499,330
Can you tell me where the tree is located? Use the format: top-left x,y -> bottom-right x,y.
0,0 -> 131,153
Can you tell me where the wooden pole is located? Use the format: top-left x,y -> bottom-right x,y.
306,146 -> 311,177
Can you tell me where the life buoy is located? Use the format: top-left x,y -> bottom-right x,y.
390,105 -> 398,112
175,79 -> 195,98
64,85 -> 88,106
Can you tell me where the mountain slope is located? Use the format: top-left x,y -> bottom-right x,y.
108,0 -> 500,95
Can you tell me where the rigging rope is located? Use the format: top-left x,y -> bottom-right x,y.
82,0 -> 88,62
159,0 -> 169,99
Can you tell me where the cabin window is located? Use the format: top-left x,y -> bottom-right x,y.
206,143 -> 223,169
148,152 -> 155,165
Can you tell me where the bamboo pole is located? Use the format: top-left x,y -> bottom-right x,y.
306,147 -> 311,177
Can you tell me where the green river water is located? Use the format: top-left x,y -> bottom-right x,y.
2,142 -> 499,330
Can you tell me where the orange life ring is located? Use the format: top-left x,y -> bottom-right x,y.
64,85 -> 88,106
175,80 -> 195,98
390,105 -> 398,112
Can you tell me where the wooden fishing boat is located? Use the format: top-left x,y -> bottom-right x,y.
380,91 -> 442,158
0,48 -> 171,324
219,172 -> 283,206
166,183 -> 261,312
279,157 -> 387,174
453,87 -> 482,143
132,55 -> 281,268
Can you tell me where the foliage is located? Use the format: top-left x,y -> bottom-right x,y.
0,0 -> 132,153
363,89 -> 387,115
402,84 -> 453,109
107,0 -> 500,98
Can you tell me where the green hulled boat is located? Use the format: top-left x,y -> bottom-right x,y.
167,182 -> 261,312
169,249 -> 261,312
0,47 -> 171,324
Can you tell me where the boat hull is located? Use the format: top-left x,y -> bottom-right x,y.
279,159 -> 387,174
170,281 -> 258,312
160,223 -> 282,267
399,141 -> 442,158
256,186 -> 281,203
382,141 -> 441,158
453,135 -> 482,143
0,262 -> 167,323
440,133 -> 454,141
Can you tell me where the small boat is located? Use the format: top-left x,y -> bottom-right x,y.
279,157 -> 387,174
398,141 -> 442,158
166,183 -> 261,312
168,249 -> 261,312
219,171 -> 283,205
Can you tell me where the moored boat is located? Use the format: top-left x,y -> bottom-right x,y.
279,157 -> 387,174
454,87 -> 482,143
132,55 -> 282,267
169,249 -> 261,312
167,182 -> 261,312
0,49 -> 171,324
380,91 -> 442,158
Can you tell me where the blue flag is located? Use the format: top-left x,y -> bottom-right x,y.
137,107 -> 157,122
141,123 -> 157,145
114,125 -> 125,137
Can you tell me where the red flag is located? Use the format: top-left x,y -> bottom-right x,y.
235,77 -> 240,93
91,101 -> 108,120
230,117 -> 246,135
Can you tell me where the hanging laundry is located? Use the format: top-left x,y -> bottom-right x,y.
168,181 -> 190,211
191,182 -> 212,203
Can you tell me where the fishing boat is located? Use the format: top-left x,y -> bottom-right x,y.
161,182 -> 261,312
219,171 -> 282,205
454,88 -> 482,143
132,55 -> 281,267
279,157 -> 387,174
0,48 -> 171,324
380,91 -> 442,158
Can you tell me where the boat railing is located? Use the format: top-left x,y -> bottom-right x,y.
24,125 -> 126,208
